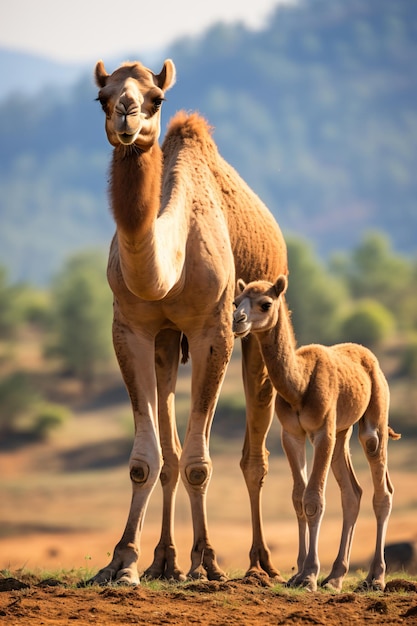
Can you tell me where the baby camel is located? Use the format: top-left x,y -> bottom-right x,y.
233,275 -> 400,592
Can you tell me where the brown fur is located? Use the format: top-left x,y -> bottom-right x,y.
90,59 -> 287,586
233,275 -> 400,592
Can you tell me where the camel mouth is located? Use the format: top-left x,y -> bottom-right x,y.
117,132 -> 138,145
233,324 -> 251,339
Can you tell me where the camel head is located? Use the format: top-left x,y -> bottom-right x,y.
94,59 -> 176,149
233,275 -> 287,338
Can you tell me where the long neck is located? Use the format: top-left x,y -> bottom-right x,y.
257,299 -> 305,407
111,145 -> 162,236
110,144 -> 186,300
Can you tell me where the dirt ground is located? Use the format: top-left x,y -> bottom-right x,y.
2,448 -> 417,626
1,349 -> 416,624
1,573 -> 417,625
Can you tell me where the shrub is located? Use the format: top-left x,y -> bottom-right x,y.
32,403 -> 70,440
398,337 -> 417,378
339,299 -> 395,348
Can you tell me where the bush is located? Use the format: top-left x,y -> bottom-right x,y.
0,371 -> 70,441
398,337 -> 417,378
339,299 -> 395,348
32,403 -> 70,440
0,371 -> 39,437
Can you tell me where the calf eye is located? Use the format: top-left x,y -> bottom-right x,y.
261,302 -> 272,312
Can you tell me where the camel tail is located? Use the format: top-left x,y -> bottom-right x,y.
181,333 -> 190,364
388,426 -> 401,440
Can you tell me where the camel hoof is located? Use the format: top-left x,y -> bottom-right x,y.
188,566 -> 208,582
285,574 -> 317,592
86,567 -> 140,587
321,577 -> 343,592
114,577 -> 139,587
355,579 -> 384,593
113,567 -> 141,586
143,564 -> 187,582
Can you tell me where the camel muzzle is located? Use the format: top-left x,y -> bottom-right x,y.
232,312 -> 251,337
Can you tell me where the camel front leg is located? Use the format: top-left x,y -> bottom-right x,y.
89,322 -> 160,586
321,427 -> 363,592
280,426 -> 308,585
144,329 -> 186,581
180,328 -> 233,581
240,335 -> 285,581
293,421 -> 336,592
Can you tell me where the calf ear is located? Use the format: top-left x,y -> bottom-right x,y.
95,60 -> 109,88
274,275 -> 287,297
237,278 -> 246,293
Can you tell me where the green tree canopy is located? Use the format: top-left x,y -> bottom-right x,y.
0,371 -> 39,437
330,231 -> 414,330
49,249 -> 114,387
339,299 -> 395,349
0,266 -> 27,338
285,236 -> 347,345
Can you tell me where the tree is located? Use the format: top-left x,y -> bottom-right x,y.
285,236 -> 347,345
49,250 -> 114,387
338,299 -> 395,349
31,403 -> 70,440
0,371 -> 69,441
0,266 -> 25,338
330,231 -> 412,330
0,371 -> 38,437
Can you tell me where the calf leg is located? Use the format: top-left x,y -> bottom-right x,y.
294,422 -> 336,592
357,415 -> 394,591
322,427 -> 362,591
280,427 -> 308,585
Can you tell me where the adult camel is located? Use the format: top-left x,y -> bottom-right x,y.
91,57 -> 287,585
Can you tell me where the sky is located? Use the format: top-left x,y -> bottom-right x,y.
0,0 -> 296,66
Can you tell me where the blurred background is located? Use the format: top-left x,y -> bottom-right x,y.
1,0 -> 416,577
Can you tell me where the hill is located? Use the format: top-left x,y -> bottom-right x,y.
0,47 -> 86,97
0,0 -> 416,284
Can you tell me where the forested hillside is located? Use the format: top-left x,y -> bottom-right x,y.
0,0 -> 416,284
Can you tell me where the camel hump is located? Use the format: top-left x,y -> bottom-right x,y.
165,111 -> 214,142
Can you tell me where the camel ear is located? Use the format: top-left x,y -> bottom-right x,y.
154,59 -> 176,92
95,60 -> 109,88
274,275 -> 287,297
237,278 -> 246,293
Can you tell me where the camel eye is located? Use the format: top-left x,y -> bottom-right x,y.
261,302 -> 272,312
153,97 -> 164,112
96,96 -> 110,117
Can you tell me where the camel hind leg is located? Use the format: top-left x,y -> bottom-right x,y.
240,335 -> 285,581
144,329 -> 186,581
321,427 -> 363,591
180,322 -> 234,582
356,382 -> 394,592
